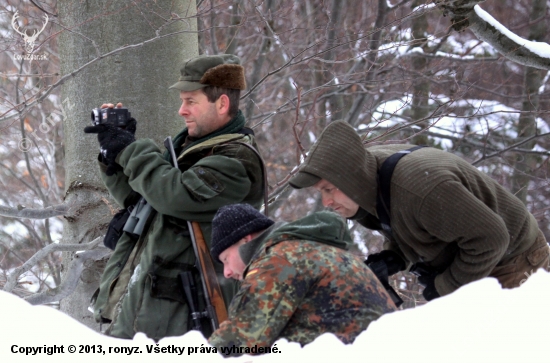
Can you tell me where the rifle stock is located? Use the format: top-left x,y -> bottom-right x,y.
188,220 -> 228,330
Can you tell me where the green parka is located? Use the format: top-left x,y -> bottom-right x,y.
93,112 -> 265,340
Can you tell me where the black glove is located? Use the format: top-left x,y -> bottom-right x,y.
365,250 -> 407,276
84,118 -> 136,176
419,274 -> 440,301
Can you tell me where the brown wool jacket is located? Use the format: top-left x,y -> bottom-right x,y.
292,121 -> 541,296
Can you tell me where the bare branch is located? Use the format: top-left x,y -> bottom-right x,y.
0,203 -> 69,219
30,0 -> 57,17
291,82 -> 306,163
24,246 -> 112,306
472,132 -> 550,165
4,237 -> 103,293
435,1 -> 550,69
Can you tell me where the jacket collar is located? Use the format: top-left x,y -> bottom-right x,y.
238,222 -> 283,266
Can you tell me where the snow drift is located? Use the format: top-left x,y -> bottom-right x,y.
1,269 -> 549,362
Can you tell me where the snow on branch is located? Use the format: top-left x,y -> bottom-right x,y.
469,6 -> 550,70
3,237 -> 110,306
435,1 -> 550,69
0,203 -> 69,219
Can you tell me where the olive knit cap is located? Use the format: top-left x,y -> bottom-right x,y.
169,54 -> 246,91
289,121 -> 366,189
289,121 -> 377,212
210,204 -> 274,263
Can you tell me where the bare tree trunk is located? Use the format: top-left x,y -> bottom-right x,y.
57,0 -> 198,330
346,0 -> 389,127
409,0 -> 430,146
223,1 -> 243,55
324,0 -> 346,124
511,0 -> 547,204
244,0 -> 275,121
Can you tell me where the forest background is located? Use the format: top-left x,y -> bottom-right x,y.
0,0 -> 548,331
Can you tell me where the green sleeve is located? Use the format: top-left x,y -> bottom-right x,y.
208,255 -> 303,353
419,180 -> 508,295
116,139 -> 252,222
99,158 -> 135,208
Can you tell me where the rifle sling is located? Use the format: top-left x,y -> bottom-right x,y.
232,141 -> 269,216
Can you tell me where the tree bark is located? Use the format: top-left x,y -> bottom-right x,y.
511,0 -> 547,203
409,0 -> 430,145
57,0 -> 198,330
346,0 -> 389,127
244,0 -> 274,121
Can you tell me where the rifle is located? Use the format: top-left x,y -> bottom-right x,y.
164,137 -> 228,332
187,220 -> 228,330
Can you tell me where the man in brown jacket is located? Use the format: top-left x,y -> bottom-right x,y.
289,121 -> 549,301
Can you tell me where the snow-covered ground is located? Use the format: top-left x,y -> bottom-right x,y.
1,269 -> 549,362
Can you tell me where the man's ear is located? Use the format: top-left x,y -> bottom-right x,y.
216,94 -> 230,116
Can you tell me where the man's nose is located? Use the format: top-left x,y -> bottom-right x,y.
321,194 -> 333,207
223,266 -> 233,279
178,103 -> 188,116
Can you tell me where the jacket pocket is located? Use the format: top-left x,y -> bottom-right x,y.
148,256 -> 195,304
527,244 -> 550,267
184,166 -> 225,201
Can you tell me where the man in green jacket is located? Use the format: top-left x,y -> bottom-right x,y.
207,204 -> 396,356
289,121 -> 549,301
84,55 -> 265,340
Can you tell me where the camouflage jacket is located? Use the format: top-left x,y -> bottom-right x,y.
93,111 -> 265,340
208,211 -> 396,354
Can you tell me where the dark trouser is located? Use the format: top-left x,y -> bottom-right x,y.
489,230 -> 549,288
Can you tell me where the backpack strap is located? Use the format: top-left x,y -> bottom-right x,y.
210,126 -> 269,216
231,141 -> 269,217
376,146 -> 426,238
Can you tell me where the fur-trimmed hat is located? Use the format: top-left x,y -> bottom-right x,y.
169,54 -> 246,91
210,204 -> 274,263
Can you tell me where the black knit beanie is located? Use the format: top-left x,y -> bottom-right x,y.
211,204 -> 274,263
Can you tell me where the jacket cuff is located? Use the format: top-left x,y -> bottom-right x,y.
434,272 -> 455,296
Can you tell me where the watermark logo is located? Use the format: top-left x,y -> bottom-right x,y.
11,11 -> 49,60
19,98 -> 74,152
519,269 -> 537,286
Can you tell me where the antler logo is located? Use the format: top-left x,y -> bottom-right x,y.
11,11 -> 49,54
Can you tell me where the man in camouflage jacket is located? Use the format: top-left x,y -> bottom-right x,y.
289,121 -> 549,301
207,204 -> 396,355
84,55 -> 265,340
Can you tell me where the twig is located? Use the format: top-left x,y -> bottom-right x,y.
0,203 -> 69,219
291,82 -> 306,163
472,132 -> 550,165
25,246 -> 112,305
